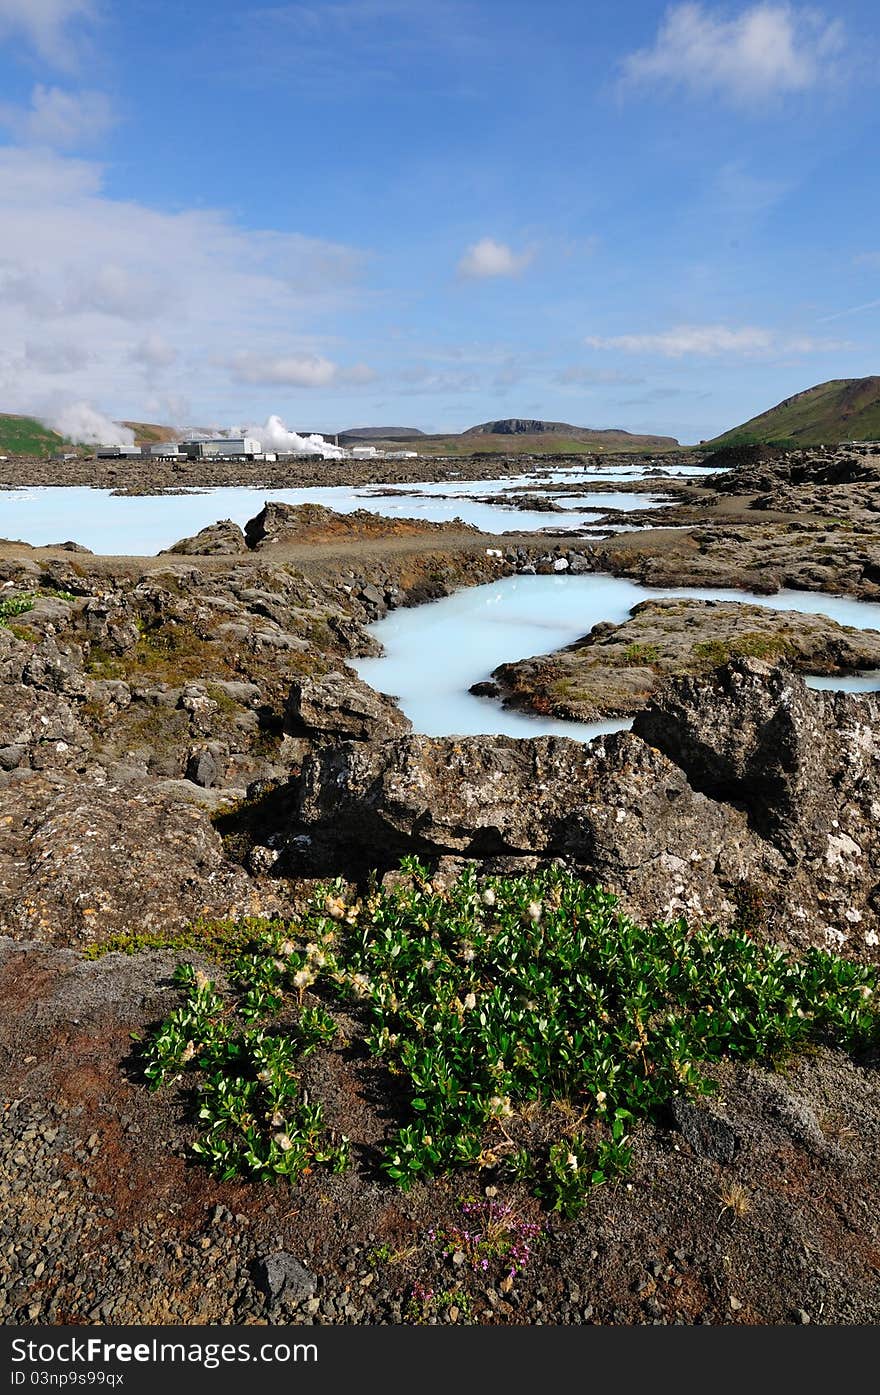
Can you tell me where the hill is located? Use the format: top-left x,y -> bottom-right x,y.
0,413 -> 68,457
463,418 -> 680,449
0,413 -> 183,456
709,377 -> 880,448
336,426 -> 425,442
121,421 -> 180,445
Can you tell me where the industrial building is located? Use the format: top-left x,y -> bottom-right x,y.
180,437 -> 262,459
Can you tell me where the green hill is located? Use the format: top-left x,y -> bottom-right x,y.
0,413 -> 68,457
710,377 -> 880,448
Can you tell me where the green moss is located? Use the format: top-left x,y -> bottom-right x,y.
693,631 -> 792,668
87,623 -> 225,684
622,641 -> 660,666
83,916 -> 282,962
205,683 -> 242,716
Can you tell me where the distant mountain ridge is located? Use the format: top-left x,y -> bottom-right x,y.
709,377 -> 880,448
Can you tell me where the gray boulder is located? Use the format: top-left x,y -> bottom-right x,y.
162,520 -> 247,555
287,671 -> 411,742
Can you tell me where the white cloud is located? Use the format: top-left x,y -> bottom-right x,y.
24,340 -> 88,373
130,335 -> 177,370
343,361 -> 378,384
0,85 -> 115,148
0,146 -> 371,419
228,351 -> 378,388
457,237 -> 533,279
0,0 -> 96,69
229,352 -> 340,388
621,3 -> 845,106
46,402 -> 134,448
585,324 -> 848,357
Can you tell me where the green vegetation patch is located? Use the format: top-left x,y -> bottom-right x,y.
692,631 -> 792,668
622,641 -> 661,666
141,863 -> 878,1214
0,593 -> 36,628
84,917 -> 269,963
0,414 -> 67,457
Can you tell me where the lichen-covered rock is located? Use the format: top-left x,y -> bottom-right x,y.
287,671 -> 411,742
633,659 -> 880,951
0,770 -> 286,945
162,520 -> 248,555
489,598 -> 880,722
244,502 -> 478,550
295,728 -> 775,927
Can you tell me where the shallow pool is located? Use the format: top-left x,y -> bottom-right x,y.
353,574 -> 880,740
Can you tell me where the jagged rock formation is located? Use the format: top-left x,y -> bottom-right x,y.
292,660 -> 880,957
287,671 -> 411,742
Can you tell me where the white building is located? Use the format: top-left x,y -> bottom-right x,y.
350,445 -> 379,459
181,437 -> 262,459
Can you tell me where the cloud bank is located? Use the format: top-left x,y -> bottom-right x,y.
0,0 -> 96,69
0,85 -> 115,148
0,146 -> 370,422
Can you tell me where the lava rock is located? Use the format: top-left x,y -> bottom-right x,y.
258,1252 -> 318,1303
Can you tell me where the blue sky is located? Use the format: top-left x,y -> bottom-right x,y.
0,0 -> 878,442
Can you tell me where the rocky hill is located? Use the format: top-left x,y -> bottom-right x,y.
464,418 -> 680,448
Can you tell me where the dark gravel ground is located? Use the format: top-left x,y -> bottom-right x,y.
2,938 -> 878,1327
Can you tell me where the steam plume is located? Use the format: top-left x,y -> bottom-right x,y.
44,402 -> 135,448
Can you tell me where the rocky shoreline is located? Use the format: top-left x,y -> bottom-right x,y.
1,445 -> 880,1325
483,598 -> 880,722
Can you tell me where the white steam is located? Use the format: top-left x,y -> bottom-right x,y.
45,402 -> 135,448
239,414 -> 344,459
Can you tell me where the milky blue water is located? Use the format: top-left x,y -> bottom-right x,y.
353,574 -> 880,740
0,465 -> 690,555
805,672 -> 880,693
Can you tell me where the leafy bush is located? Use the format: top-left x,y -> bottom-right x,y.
140,957 -> 349,1183
142,863 -> 878,1213
0,593 -> 36,627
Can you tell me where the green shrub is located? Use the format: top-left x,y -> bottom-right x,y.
0,593 -> 36,627
141,863 -> 878,1212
